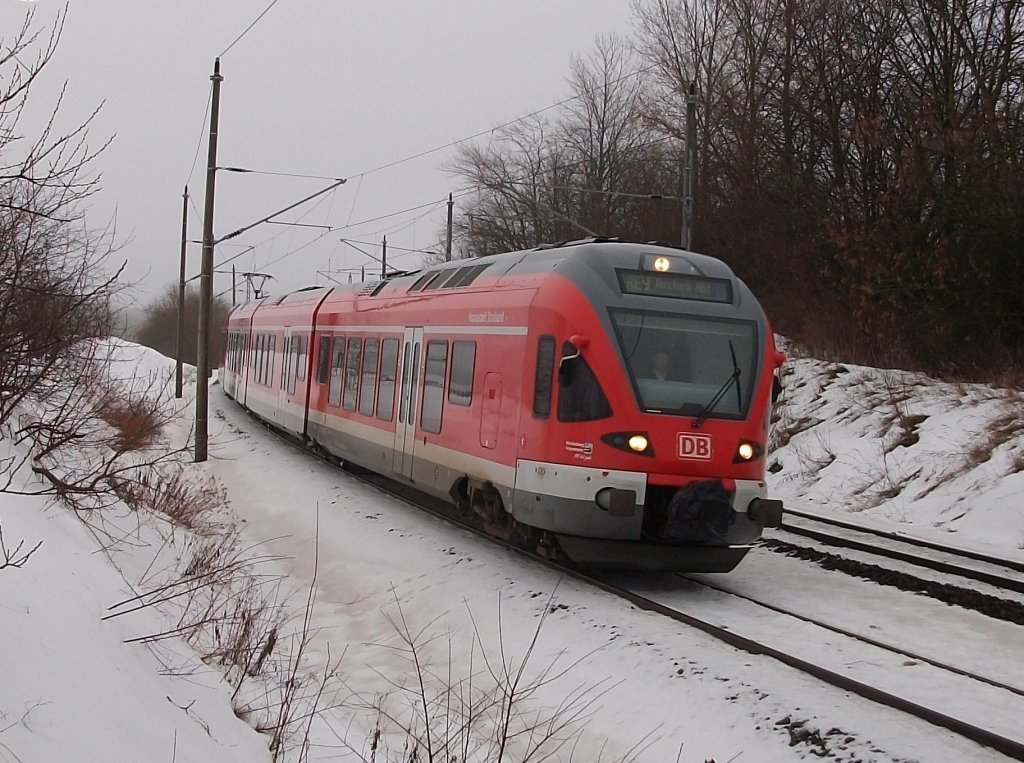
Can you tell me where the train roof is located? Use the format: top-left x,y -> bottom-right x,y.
353,238 -> 739,297
230,239 -> 756,316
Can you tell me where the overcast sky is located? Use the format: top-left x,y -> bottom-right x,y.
2,0 -> 637,305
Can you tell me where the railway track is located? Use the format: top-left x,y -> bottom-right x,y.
220,399 -> 1024,761
769,507 -> 1024,603
337,462 -> 1024,761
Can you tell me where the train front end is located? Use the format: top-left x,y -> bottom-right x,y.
511,241 -> 784,572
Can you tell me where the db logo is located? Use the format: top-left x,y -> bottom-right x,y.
677,433 -> 713,460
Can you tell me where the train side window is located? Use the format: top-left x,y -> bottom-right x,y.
268,335 -> 276,386
377,338 -> 399,421
256,335 -> 265,383
557,341 -> 613,422
343,337 -> 362,411
408,272 -> 435,292
398,342 -> 411,424
533,335 -> 556,418
287,336 -> 300,394
448,340 -> 475,406
282,337 -> 292,391
359,339 -> 379,416
421,340 -> 448,434
296,335 -> 307,382
328,337 -> 344,407
317,336 -> 331,384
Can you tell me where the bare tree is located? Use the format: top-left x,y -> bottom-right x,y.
447,35 -> 680,256
0,8 -> 190,549
134,284 -> 231,368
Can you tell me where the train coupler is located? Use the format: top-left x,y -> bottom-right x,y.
747,498 -> 784,528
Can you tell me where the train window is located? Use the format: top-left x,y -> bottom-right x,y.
256,335 -> 265,383
287,336 -> 300,394
448,341 -> 475,406
296,335 -> 307,381
447,263 -> 489,288
423,270 -> 456,290
268,335 -> 276,386
533,335 -> 556,418
441,265 -> 474,288
557,342 -> 613,422
407,272 -> 435,292
611,310 -> 757,417
343,337 -> 362,411
359,338 -> 379,416
282,337 -> 292,391
421,341 -> 448,433
377,338 -> 399,421
398,342 -> 411,424
328,337 -> 344,407
317,336 -> 331,384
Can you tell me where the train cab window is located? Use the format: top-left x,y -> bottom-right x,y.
359,338 -> 379,416
377,338 -> 399,421
342,337 -> 362,411
557,341 -> 613,422
421,341 -> 448,433
328,337 -> 345,407
533,335 -> 556,418
448,341 -> 475,406
317,336 -> 331,385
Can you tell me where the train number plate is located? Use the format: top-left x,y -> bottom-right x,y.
677,433 -> 713,460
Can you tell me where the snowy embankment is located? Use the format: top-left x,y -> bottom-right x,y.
1,338 -> 1022,762
767,352 -> 1024,554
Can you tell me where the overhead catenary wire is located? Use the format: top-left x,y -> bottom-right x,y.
212,61 -> 663,185
191,60 -> 669,282
218,0 -> 284,58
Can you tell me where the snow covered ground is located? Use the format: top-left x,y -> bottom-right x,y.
1,339 -> 1022,762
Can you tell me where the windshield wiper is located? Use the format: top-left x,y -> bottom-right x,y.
692,341 -> 742,429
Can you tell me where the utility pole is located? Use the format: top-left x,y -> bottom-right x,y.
195,58 -> 223,463
381,235 -> 387,279
445,192 -> 454,261
682,81 -> 697,250
175,185 -> 188,399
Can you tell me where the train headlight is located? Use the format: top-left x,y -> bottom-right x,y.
601,432 -> 655,457
653,256 -> 671,272
628,435 -> 649,452
734,440 -> 764,463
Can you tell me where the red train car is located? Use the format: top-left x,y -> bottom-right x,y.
222,239 -> 784,571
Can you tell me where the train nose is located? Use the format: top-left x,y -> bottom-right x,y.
661,480 -> 735,543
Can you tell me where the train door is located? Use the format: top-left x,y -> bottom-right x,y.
223,332 -> 237,399
392,327 -> 423,480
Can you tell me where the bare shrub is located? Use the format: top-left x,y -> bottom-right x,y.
94,390 -> 165,452
333,591 -> 645,763
116,468 -> 225,532
0,524 -> 42,570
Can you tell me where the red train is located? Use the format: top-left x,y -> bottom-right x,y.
221,238 -> 784,571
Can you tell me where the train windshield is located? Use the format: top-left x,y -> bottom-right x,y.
610,310 -> 758,418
